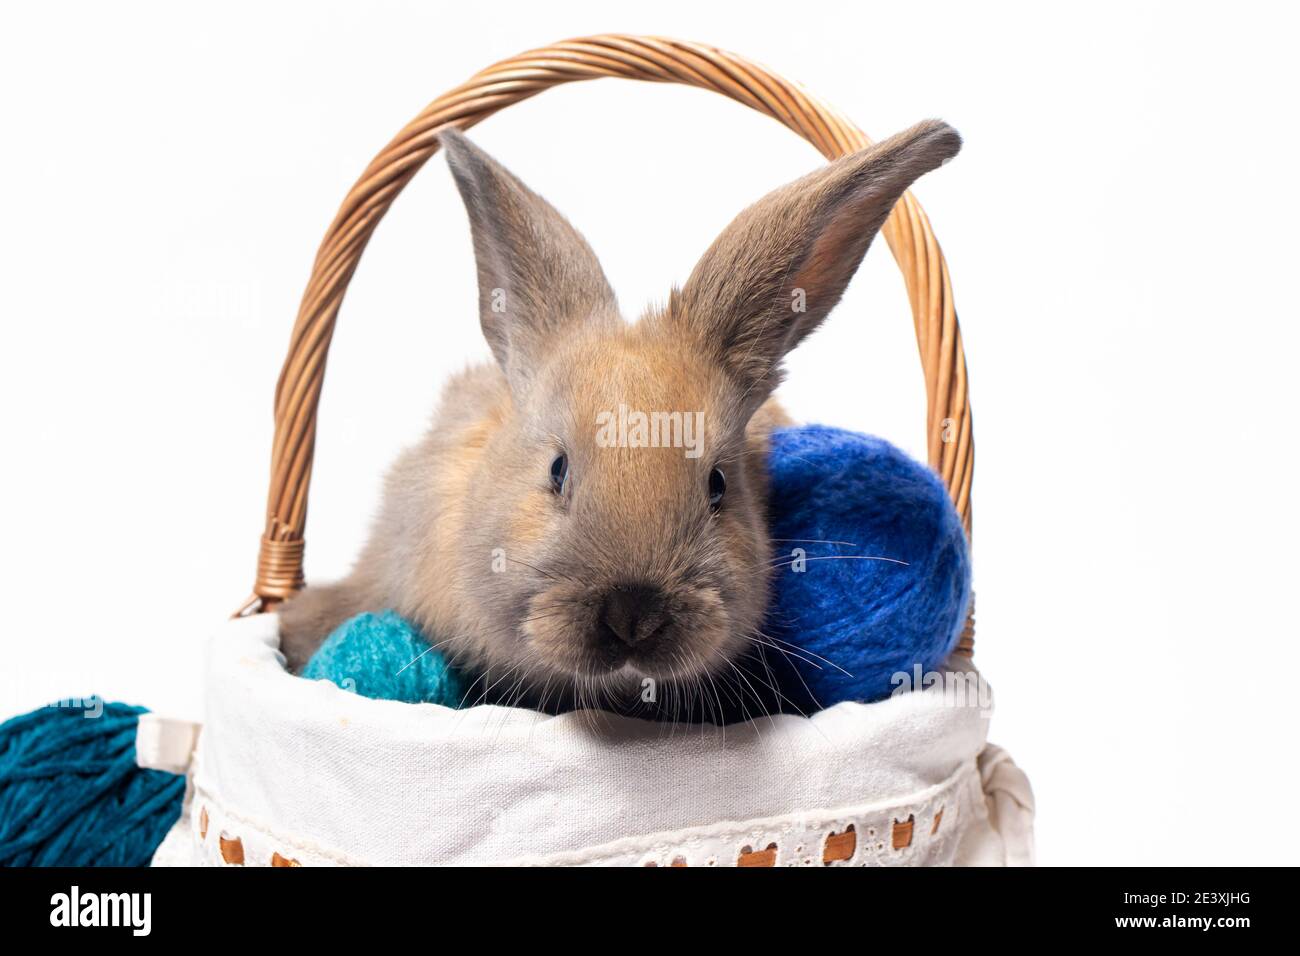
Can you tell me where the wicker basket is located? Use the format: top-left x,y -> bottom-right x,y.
145,35 -> 1033,867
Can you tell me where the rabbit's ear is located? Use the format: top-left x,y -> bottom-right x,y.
440,129 -> 618,390
674,120 -> 960,401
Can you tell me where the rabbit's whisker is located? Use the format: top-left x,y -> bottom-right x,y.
766,554 -> 909,569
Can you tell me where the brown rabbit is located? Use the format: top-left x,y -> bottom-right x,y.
278,120 -> 961,715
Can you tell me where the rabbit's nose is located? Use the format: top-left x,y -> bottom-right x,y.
598,584 -> 668,647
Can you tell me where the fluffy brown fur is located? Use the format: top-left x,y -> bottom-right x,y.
278,121 -> 961,715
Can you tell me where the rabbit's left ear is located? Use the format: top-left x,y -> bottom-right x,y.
673,120 -> 961,402
440,129 -> 619,392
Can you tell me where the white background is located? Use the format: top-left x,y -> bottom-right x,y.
2,1 -> 1296,865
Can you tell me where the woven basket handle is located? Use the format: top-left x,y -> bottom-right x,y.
246,34 -> 975,650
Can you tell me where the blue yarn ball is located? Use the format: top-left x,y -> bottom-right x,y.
763,426 -> 971,708
302,610 -> 465,706
0,701 -> 185,866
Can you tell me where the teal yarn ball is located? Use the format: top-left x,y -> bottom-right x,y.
0,701 -> 185,866
301,610 -> 465,706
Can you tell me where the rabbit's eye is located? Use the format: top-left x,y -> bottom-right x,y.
708,467 -> 726,509
549,454 -> 569,494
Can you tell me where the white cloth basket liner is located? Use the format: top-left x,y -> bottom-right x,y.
144,613 -> 1034,866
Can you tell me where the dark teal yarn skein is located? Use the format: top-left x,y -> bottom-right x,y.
0,701 -> 185,866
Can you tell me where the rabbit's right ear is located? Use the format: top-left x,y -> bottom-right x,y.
673,120 -> 961,405
439,129 -> 618,392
